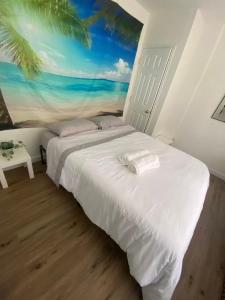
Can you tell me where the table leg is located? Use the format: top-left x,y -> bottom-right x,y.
27,159 -> 34,179
0,168 -> 8,189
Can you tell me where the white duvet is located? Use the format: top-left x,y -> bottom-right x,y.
47,125 -> 209,300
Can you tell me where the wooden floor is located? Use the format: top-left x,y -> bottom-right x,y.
0,163 -> 224,300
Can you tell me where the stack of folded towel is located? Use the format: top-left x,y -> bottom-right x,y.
118,150 -> 160,175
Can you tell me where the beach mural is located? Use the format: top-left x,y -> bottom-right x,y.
0,0 -> 142,130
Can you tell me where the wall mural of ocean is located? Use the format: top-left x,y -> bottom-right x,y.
0,62 -> 129,127
0,0 -> 142,130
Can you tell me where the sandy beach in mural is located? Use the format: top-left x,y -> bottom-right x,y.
9,101 -> 123,122
0,62 -> 126,127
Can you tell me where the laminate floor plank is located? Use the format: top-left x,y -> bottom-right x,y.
0,162 -> 224,300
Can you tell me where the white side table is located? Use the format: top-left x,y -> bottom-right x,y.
0,147 -> 34,189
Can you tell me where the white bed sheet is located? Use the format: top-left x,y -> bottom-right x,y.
47,126 -> 209,300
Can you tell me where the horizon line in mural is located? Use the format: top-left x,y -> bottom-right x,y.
0,58 -> 132,84
0,0 -> 142,129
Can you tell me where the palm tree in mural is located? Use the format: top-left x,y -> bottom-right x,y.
85,0 -> 142,46
0,0 -> 91,129
0,0 -> 91,79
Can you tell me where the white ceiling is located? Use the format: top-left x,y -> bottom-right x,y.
137,0 -> 199,11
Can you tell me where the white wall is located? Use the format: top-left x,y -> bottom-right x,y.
153,1 -> 225,180
174,26 -> 225,180
0,0 -> 149,161
0,128 -> 45,161
124,7 -> 197,132
153,9 -> 225,138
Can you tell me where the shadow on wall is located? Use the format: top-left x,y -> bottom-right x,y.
97,110 -> 123,117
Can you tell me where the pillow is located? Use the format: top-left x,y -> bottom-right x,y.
48,118 -> 98,137
90,115 -> 124,129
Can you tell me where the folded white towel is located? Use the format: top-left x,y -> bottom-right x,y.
118,150 -> 150,166
128,154 -> 160,175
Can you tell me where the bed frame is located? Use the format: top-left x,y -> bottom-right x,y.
40,145 -> 46,165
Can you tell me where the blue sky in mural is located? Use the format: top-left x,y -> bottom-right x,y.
0,0 -> 139,83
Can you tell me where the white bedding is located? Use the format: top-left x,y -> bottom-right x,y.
47,125 -> 209,300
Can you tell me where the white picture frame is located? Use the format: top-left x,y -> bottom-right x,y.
212,95 -> 225,123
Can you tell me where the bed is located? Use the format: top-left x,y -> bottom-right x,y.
41,130 -> 57,150
40,131 -> 57,163
46,124 -> 209,300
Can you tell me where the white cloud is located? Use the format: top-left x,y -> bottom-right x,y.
39,43 -> 65,59
39,50 -> 58,74
115,58 -> 131,75
40,57 -> 132,83
37,43 -> 66,74
103,58 -> 132,82
0,50 -> 131,83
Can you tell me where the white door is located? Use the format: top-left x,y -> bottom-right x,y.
128,47 -> 172,132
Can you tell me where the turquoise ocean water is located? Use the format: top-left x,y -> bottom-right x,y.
0,62 -> 129,113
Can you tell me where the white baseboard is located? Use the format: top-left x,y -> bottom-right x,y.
209,168 -> 225,181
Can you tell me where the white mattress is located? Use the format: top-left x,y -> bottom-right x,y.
47,126 -> 209,300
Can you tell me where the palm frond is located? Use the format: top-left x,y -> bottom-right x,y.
0,1 -> 13,19
86,0 -> 142,46
13,0 -> 91,48
0,20 -> 42,79
0,0 -> 91,79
